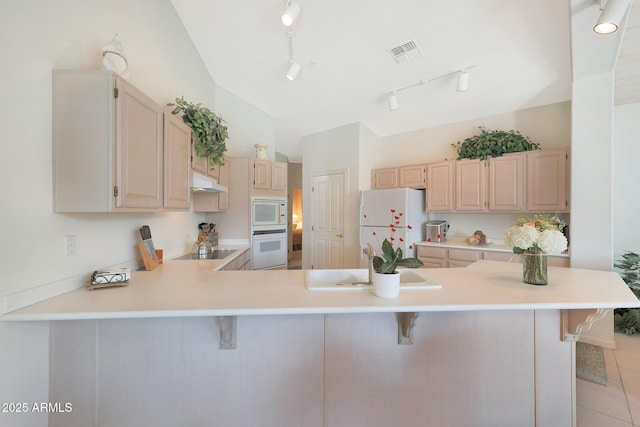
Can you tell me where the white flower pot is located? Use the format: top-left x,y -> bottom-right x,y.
373,272 -> 400,298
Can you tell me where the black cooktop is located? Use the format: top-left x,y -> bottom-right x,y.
173,249 -> 237,260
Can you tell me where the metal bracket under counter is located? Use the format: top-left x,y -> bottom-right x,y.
397,312 -> 419,345
561,308 -> 611,342
215,313 -> 419,348
217,316 -> 237,349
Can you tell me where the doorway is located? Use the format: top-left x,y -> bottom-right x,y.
289,187 -> 303,269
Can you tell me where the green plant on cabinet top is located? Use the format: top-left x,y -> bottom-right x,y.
168,97 -> 229,170
451,127 -> 541,160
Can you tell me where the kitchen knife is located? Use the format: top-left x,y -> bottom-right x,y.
142,225 -> 158,261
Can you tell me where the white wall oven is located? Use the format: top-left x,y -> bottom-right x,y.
251,230 -> 287,270
251,197 -> 287,269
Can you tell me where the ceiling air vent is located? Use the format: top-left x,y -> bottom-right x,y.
388,40 -> 423,64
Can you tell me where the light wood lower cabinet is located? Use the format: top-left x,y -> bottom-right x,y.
221,250 -> 251,271
418,245 -> 569,268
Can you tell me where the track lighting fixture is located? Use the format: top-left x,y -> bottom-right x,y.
285,30 -> 301,81
594,0 -> 631,34
387,92 -> 398,111
386,67 -> 475,110
286,61 -> 301,81
281,1 -> 301,27
456,71 -> 470,92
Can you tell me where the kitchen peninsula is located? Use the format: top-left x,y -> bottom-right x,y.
3,260 -> 638,427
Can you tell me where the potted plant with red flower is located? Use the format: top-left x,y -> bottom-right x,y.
363,210 -> 423,297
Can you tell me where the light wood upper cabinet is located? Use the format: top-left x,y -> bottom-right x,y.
488,153 -> 524,212
427,161 -> 455,211
371,167 -> 398,189
53,70 -> 164,212
250,159 -> 288,196
526,149 -> 568,212
252,159 -> 272,190
193,156 -> 229,212
399,165 -> 427,189
191,143 -> 219,180
455,159 -> 486,211
163,113 -> 192,209
271,161 -> 287,192
217,159 -> 230,210
191,144 -> 208,176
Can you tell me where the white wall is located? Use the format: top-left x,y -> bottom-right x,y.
214,85 -> 276,160
379,102 -> 571,166
302,123 -> 362,269
614,102 -> 640,258
0,1 -> 274,424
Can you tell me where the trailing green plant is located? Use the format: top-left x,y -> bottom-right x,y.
168,97 -> 229,170
614,251 -> 640,335
451,126 -> 541,160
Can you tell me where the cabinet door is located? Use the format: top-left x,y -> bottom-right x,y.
526,150 -> 568,212
163,113 -> 191,209
252,159 -> 271,190
455,159 -> 486,211
399,165 -> 427,189
427,161 -> 454,211
371,168 -> 398,189
217,157 -> 229,211
116,79 -> 164,209
191,139 -> 209,175
418,257 -> 447,268
489,153 -> 524,211
271,162 -> 287,192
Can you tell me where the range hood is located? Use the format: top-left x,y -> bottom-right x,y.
192,172 -> 228,193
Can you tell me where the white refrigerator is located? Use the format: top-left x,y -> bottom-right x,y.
359,188 -> 428,268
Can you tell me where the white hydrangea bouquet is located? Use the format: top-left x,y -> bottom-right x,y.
504,214 -> 568,255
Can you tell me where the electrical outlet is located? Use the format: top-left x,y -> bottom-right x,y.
66,235 -> 77,256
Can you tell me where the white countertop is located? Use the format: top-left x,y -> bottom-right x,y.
2,260 -> 637,321
416,239 -> 570,257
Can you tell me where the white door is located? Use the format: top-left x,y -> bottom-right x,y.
311,173 -> 345,269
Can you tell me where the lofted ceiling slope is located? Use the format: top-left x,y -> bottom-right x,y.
169,0 -> 631,162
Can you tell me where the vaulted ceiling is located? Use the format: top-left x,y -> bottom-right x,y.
170,0 -> 635,162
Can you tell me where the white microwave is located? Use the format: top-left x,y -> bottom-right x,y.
251,197 -> 287,228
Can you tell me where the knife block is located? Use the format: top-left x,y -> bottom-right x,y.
138,242 -> 160,271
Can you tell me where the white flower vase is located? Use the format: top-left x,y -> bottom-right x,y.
373,272 -> 400,298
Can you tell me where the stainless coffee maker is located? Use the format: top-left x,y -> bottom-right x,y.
425,220 -> 450,243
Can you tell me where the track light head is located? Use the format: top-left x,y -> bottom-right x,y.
281,2 -> 301,27
594,0 -> 630,34
457,71 -> 470,92
286,61 -> 301,80
388,92 -> 398,111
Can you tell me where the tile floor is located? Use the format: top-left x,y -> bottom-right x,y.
288,249 -> 302,269
577,333 -> 640,426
